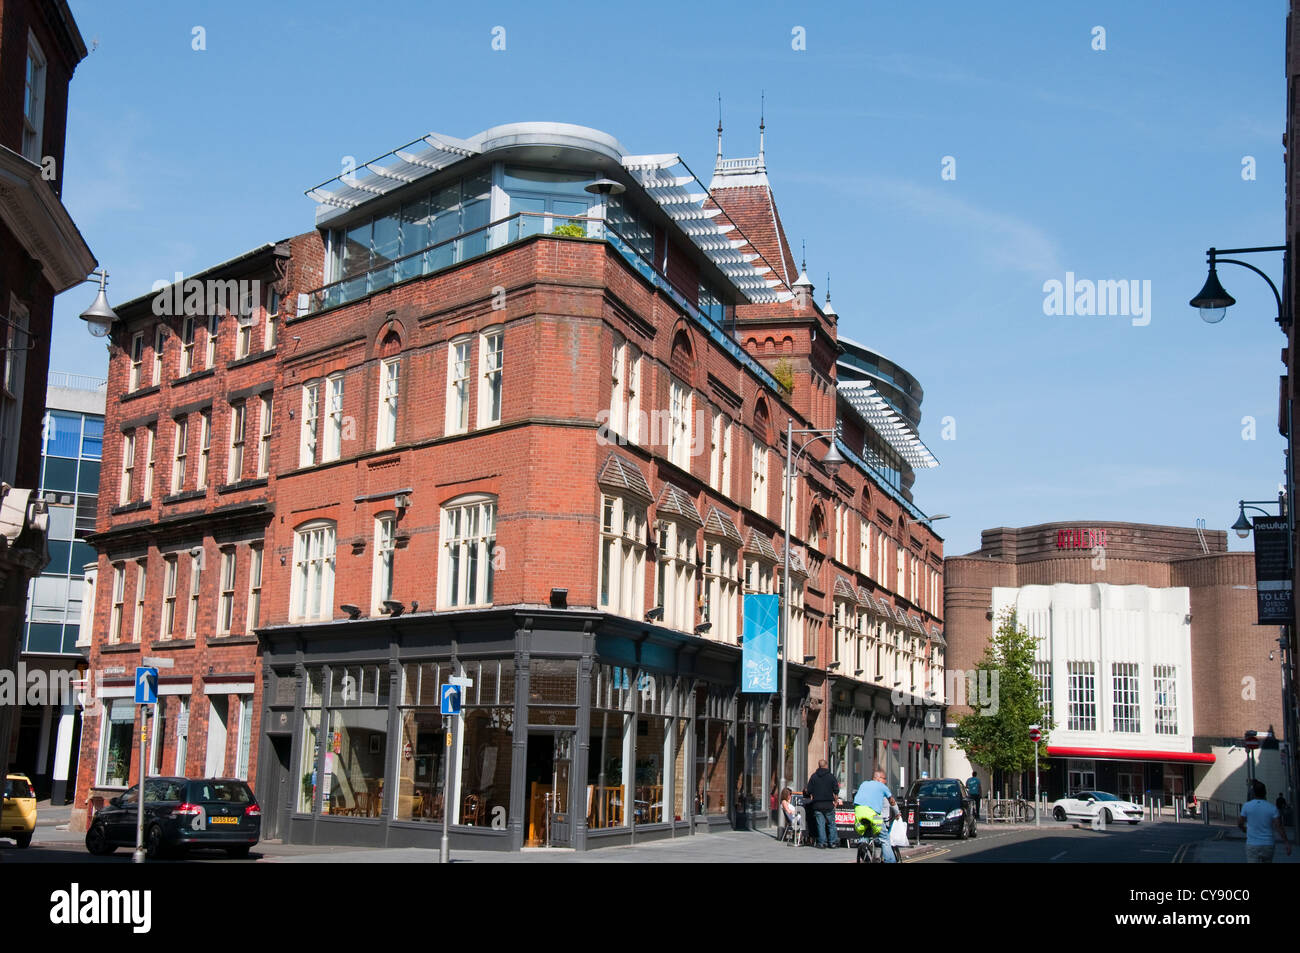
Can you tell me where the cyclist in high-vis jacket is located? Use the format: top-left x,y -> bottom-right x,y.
853,768 -> 898,863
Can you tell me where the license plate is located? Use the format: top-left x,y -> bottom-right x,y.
209,816 -> 238,825
921,821 -> 941,827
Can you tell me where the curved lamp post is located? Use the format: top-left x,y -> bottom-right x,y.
1189,246 -> 1285,324
779,421 -> 843,802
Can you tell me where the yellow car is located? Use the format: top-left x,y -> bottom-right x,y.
2,774 -> 36,848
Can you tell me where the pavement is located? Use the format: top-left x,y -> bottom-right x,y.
7,803 -> 1293,862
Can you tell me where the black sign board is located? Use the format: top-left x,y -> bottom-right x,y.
1252,516 -> 1294,625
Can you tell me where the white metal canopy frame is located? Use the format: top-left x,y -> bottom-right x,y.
838,381 -> 939,470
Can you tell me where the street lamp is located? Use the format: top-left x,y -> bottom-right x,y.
1189,246 -> 1285,324
779,421 -> 843,801
77,268 -> 119,337
1233,500 -> 1278,540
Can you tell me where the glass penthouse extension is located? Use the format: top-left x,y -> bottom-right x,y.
314,163 -> 727,320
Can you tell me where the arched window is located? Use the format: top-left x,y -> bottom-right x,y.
291,520 -> 336,621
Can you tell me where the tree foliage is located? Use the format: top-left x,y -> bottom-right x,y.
952,609 -> 1052,794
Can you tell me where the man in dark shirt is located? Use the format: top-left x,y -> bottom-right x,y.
805,760 -> 841,848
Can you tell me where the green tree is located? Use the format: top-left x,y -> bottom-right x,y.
952,609 -> 1051,795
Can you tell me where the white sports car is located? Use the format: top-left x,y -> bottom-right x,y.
1051,790 -> 1143,824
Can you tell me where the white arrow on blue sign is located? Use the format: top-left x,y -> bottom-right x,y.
440,684 -> 461,716
135,667 -> 158,705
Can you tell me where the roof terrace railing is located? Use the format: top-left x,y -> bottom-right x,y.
302,210 -> 784,394
48,371 -> 107,392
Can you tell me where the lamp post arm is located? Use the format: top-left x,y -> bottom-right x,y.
1215,258 -> 1283,320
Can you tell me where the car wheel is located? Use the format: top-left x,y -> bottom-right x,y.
85,822 -> 115,856
1103,809 -> 1114,825
15,832 -> 31,848
144,824 -> 167,860
1054,806 -> 1066,821
226,845 -> 251,859
956,819 -> 967,840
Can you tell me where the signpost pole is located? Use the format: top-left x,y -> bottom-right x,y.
1028,725 -> 1042,827
133,704 -> 148,863
132,665 -> 158,864
441,719 -> 452,864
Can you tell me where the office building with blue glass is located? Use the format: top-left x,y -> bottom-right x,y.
14,372 -> 104,802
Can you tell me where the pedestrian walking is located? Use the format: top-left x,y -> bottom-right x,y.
1277,793 -> 1289,817
805,760 -> 841,849
966,771 -> 982,820
1239,781 -> 1292,863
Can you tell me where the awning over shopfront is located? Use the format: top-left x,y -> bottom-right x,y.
1046,746 -> 1216,764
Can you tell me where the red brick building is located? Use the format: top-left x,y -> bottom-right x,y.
73,122 -> 945,851
0,0 -> 95,779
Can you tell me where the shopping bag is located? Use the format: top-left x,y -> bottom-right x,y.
889,817 -> 910,848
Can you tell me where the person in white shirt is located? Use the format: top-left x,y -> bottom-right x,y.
1239,781 -> 1292,863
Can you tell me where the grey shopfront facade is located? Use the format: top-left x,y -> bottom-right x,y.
255,606 -> 828,851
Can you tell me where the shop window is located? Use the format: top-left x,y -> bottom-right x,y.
589,676 -> 628,830
98,700 -> 134,787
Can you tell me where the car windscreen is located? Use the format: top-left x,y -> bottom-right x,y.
4,777 -> 34,798
917,781 -> 962,799
190,780 -> 253,804
1093,792 -> 1120,801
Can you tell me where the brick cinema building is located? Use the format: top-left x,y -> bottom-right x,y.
72,122 -> 947,850
944,522 -> 1286,806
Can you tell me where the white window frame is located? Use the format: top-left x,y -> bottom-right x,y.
109,563 -> 125,644
180,317 -> 195,376
152,325 -> 165,386
291,521 -> 337,622
120,431 -> 136,505
1067,661 -> 1097,732
131,559 -> 147,643
440,496 -> 496,608
668,378 -> 692,470
654,519 -> 697,632
597,493 -> 646,619
257,394 -> 272,477
703,539 -> 740,644
205,312 -> 219,368
377,358 -> 400,450
479,328 -> 503,427
264,288 -> 279,350
186,551 -> 202,639
21,31 -> 45,163
448,337 -> 471,435
323,374 -> 344,462
142,425 -> 156,502
300,380 -> 320,467
160,554 -> 178,640
217,547 -> 236,635
1112,662 -> 1140,733
227,401 -> 245,485
246,545 -> 263,632
372,513 -> 397,613
750,439 -> 768,518
129,332 -> 144,391
1153,665 -> 1179,735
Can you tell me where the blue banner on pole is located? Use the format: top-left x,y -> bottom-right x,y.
742,593 -> 779,693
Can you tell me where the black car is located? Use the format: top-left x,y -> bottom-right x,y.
85,777 -> 261,859
904,777 -> 977,839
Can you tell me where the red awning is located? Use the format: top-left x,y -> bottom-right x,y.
1046,746 -> 1216,764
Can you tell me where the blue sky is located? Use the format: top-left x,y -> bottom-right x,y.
53,0 -> 1287,556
